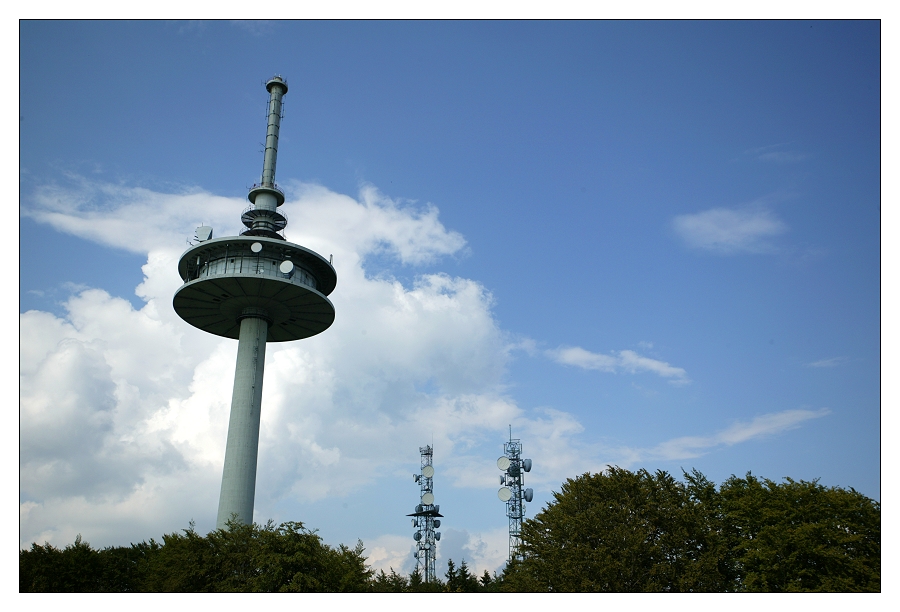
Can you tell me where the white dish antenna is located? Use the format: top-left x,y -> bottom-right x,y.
279,260 -> 294,275
498,487 -> 512,502
421,492 -> 435,505
497,456 -> 510,470
422,465 -> 434,478
250,242 -> 263,253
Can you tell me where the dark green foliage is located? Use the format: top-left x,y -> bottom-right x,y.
369,560 -> 497,592
479,569 -> 501,592
501,468 -> 880,593
21,469 -> 879,593
445,558 -> 480,592
20,519 -> 371,593
371,567 -> 410,592
20,535 -> 101,592
502,467 -> 731,592
720,474 -> 880,592
405,567 -> 444,592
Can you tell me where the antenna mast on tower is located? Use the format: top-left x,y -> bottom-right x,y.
497,429 -> 533,562
407,445 -> 442,583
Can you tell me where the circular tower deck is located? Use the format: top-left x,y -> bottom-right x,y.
173,235 -> 336,342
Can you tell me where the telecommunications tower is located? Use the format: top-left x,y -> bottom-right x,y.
497,428 -> 533,561
173,76 -> 337,530
407,445 -> 442,583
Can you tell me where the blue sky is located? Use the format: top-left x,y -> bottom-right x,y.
19,20 -> 880,576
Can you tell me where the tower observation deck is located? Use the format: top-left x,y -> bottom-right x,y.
173,76 -> 337,529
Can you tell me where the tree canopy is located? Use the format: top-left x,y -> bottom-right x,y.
20,468 -> 879,593
20,519 -> 371,593
501,468 -> 879,592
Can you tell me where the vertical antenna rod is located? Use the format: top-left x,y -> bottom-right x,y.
261,76 -> 288,188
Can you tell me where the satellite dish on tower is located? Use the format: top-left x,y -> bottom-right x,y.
498,487 -> 512,502
422,492 -> 435,505
523,459 -> 532,472
497,456 -> 510,470
422,465 -> 434,478
525,488 -> 534,502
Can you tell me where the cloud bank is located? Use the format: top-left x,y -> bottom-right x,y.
20,177 -> 826,575
19,178 -> 590,575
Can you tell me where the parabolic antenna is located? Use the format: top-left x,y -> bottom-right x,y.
422,465 -> 434,478
523,458 -> 532,472
434,519 -> 441,528
422,492 -> 435,505
279,260 -> 294,275
498,487 -> 512,502
525,488 -> 534,502
414,531 -> 422,541
250,241 -> 263,253
497,456 -> 510,470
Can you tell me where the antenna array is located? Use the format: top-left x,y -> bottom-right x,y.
497,430 -> 533,562
407,445 -> 442,583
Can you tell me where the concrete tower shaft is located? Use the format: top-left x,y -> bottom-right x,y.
216,316 -> 268,524
173,76 -> 336,530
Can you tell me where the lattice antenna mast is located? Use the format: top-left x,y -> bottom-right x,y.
497,429 -> 533,562
408,444 -> 442,583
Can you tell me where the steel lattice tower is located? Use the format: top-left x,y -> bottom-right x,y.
497,429 -> 533,561
407,445 -> 442,583
173,76 -> 337,529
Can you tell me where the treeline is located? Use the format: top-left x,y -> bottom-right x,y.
504,469 -> 880,592
20,468 -> 880,592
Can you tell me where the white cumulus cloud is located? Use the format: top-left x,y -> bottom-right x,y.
18,177 -> 826,572
18,178 -> 587,558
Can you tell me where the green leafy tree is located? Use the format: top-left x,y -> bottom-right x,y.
502,468 -> 735,592
141,518 -> 371,592
23,519 -> 372,592
502,468 -> 879,592
20,535 -> 103,592
720,473 -> 880,592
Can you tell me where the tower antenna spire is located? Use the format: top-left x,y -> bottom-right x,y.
260,75 -> 287,188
